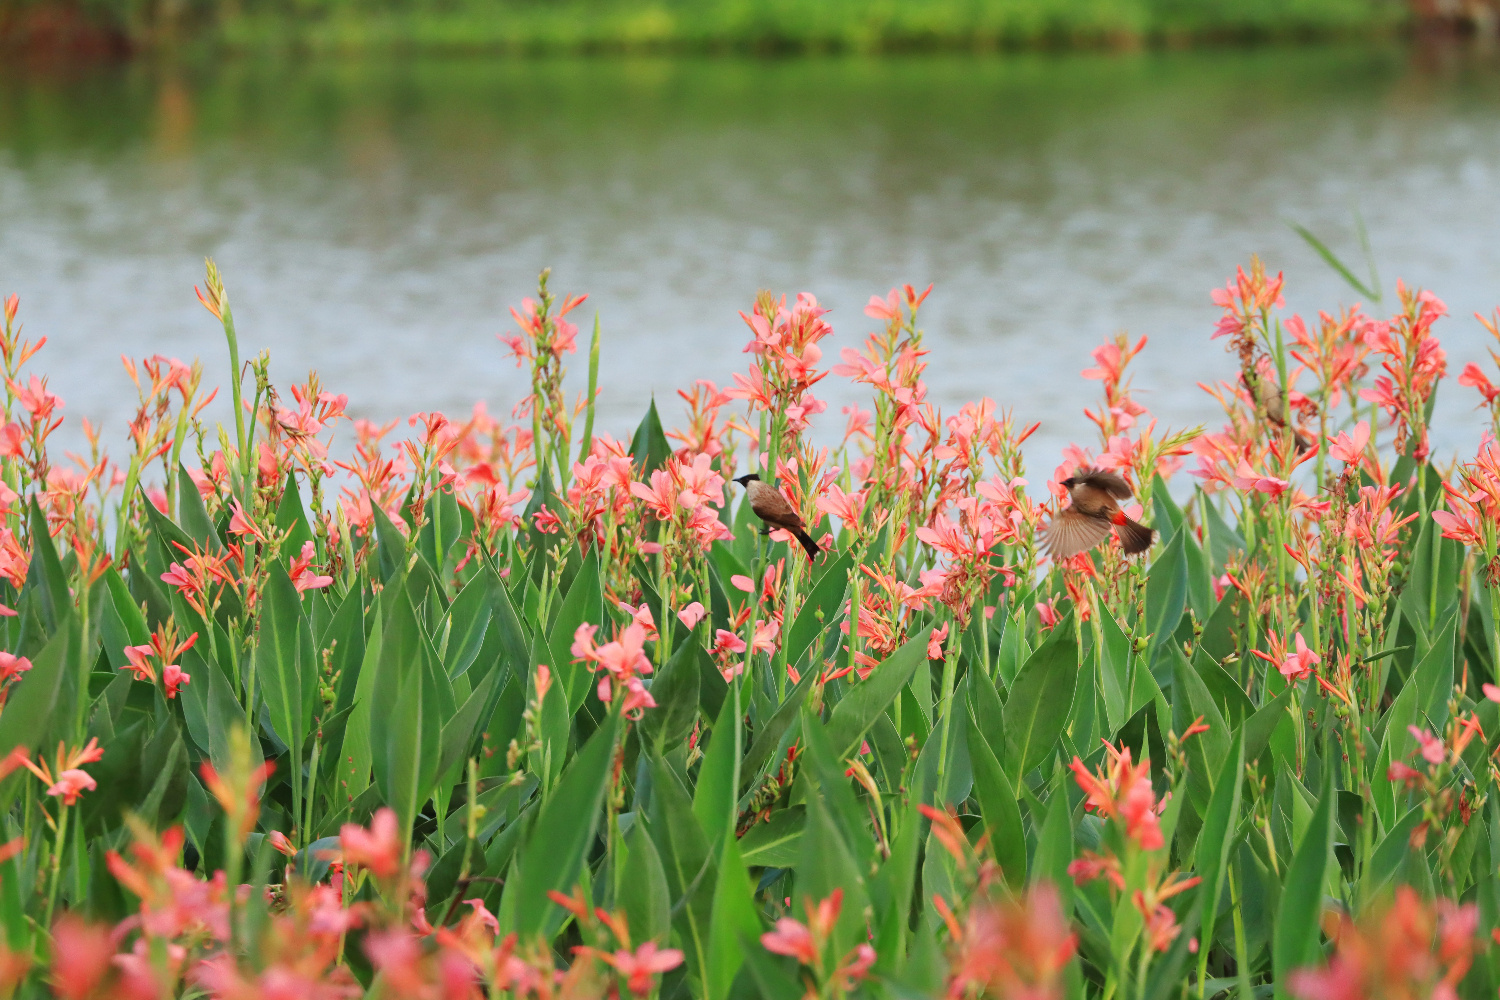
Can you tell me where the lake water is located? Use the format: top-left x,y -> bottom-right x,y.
2,45 -> 1500,475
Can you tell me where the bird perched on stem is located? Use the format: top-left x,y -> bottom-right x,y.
1252,359 -> 1313,452
733,473 -> 819,560
1043,469 -> 1154,560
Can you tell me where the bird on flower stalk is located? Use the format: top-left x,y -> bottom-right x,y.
1044,468 -> 1154,560
733,473 -> 819,560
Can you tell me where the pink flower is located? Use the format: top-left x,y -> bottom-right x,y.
1230,461 -> 1291,500
1328,421 -> 1370,466
341,807 -> 402,878
927,623 -> 949,660
288,540 -> 333,593
762,918 -> 818,965
1409,726 -> 1446,766
1483,683 -> 1500,703
122,644 -> 156,683
46,769 -> 96,806
0,652 -> 31,684
1280,632 -> 1320,682
162,662 -> 190,700
268,831 -> 297,856
677,602 -> 706,630
603,942 -> 685,996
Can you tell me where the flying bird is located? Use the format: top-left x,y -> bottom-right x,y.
1043,468 -> 1154,560
733,473 -> 820,560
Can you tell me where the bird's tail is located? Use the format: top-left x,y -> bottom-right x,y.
791,527 -> 820,561
1115,516 -> 1155,555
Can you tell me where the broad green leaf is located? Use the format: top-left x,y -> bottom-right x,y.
1098,607 -> 1130,735
256,565 -> 315,764
1170,645 -> 1230,813
1273,764 -> 1335,998
1196,731 -> 1244,982
693,683 -> 742,851
0,621 -> 70,808
1001,612 -> 1079,781
738,664 -> 814,794
785,551 -> 853,666
630,399 -> 673,476
966,694 -> 1025,887
640,635 -> 703,755
647,756 -> 716,988
547,549 -> 602,713
621,819 -> 672,946
795,790 -> 868,957
274,470 -> 315,560
737,807 -> 804,868
1144,526 -> 1188,663
506,712 -> 621,940
826,626 -> 933,762
705,833 -> 760,1000
442,570 -> 495,679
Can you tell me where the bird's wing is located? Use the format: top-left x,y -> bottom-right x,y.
1043,509 -> 1113,560
1080,469 -> 1133,500
751,484 -> 807,531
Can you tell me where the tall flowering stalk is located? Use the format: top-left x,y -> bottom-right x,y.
1359,281 -> 1447,465
499,269 -> 588,491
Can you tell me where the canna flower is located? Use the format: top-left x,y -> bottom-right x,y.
599,942 -> 685,997
1069,743 -> 1163,850
340,807 -> 402,879
677,602 -> 706,630
288,539 -> 333,593
1289,887 -> 1477,1000
944,884 -> 1077,1000
0,652 -> 31,686
1252,631 -> 1320,682
572,622 -> 656,716
1328,420 -> 1371,467
18,739 -> 105,808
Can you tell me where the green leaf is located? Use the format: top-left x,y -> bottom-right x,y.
370,593 -> 443,833
705,833 -> 761,1000
256,565 -> 315,767
435,668 -> 500,781
1290,221 -> 1380,301
0,620 -> 70,808
548,549 -> 602,713
26,500 -> 70,629
1170,645 -> 1230,813
640,635 -> 703,755
784,551 -> 853,666
274,470 -> 315,560
442,570 -> 496,679
647,756 -> 716,988
826,626 -> 933,762
966,695 -> 1025,887
1098,607 -> 1130,735
1001,612 -> 1080,781
796,789 -> 869,957
621,819 -> 672,946
1196,731 -> 1244,977
694,683 -> 742,851
738,664 -> 814,794
1273,763 -> 1335,998
737,807 -> 805,868
176,463 -> 224,552
1144,526 -> 1188,663
630,398 -> 672,476
506,712 -> 621,940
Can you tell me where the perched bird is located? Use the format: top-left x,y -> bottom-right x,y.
1043,468 -> 1154,560
733,473 -> 820,560
1252,361 -> 1313,452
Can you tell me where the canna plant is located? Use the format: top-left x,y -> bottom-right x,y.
0,258 -> 1499,1000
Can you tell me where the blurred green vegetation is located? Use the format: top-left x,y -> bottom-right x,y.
6,0 -> 1411,54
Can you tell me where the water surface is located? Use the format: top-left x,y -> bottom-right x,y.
2,47 -> 1499,470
